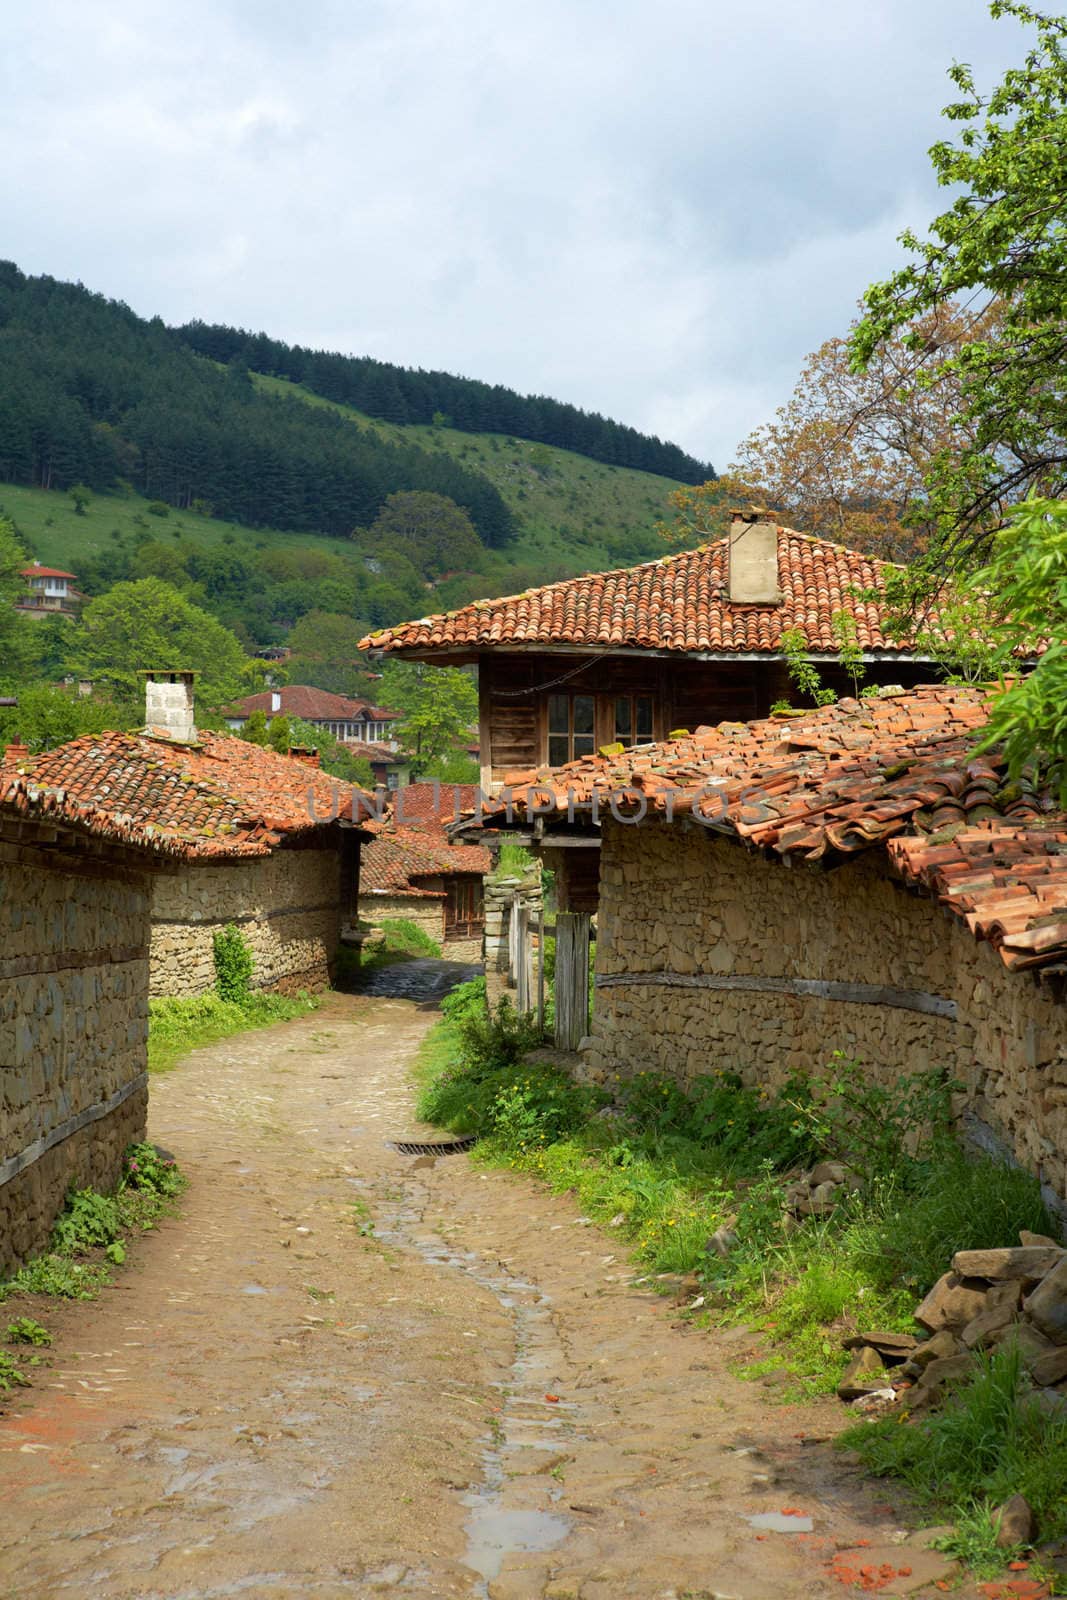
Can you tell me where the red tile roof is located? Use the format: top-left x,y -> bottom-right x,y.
391,783 -> 481,826
360,821 -> 490,897
224,686 -> 399,722
342,739 -> 408,763
0,730 -> 367,859
484,685 -> 1067,977
21,563 -> 76,580
360,528 -> 915,658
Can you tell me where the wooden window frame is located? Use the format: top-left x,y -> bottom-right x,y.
546,692 -> 597,767
444,876 -> 484,940
612,693 -> 655,748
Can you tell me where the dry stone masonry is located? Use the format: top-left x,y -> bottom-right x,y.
841,1233 -> 1067,1415
583,819 -> 1067,1204
0,837 -> 150,1273
150,847 -> 344,997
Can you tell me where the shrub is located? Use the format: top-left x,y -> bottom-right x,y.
786,1053 -> 959,1187
213,923 -> 254,1002
51,1189 -> 120,1255
455,997 -> 543,1075
146,499 -> 170,517
440,975 -> 486,1024
121,1141 -> 184,1198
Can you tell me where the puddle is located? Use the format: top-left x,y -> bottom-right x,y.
240,1285 -> 268,1295
743,1511 -> 814,1533
373,1188 -> 577,1594
462,1505 -> 570,1581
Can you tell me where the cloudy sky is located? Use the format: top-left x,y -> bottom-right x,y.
2,1 -> 1027,469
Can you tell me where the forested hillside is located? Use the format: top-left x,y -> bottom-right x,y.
0,264 -> 515,546
178,322 -> 713,484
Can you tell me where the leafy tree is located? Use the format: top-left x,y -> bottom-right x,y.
678,302 -> 1004,562
363,491 -> 483,578
971,498 -> 1067,789
68,484 -> 91,516
68,577 -> 256,707
0,515 -> 29,688
418,747 -> 480,783
285,610 -> 375,695
285,715 -> 375,786
0,684 -> 129,752
240,709 -> 270,746
851,2 -> 1067,567
378,659 -> 478,770
267,713 -> 291,754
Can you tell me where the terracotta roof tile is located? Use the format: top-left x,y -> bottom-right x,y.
360,820 -> 490,896
361,528 -> 915,657
485,684 -> 1067,978
223,686 -> 399,721
0,730 -> 367,859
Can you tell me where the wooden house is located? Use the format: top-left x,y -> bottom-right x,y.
360,513 -> 940,793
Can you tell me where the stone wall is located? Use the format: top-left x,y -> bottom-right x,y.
0,839 -> 150,1273
150,847 -> 343,998
361,892 -> 445,948
484,872 -> 543,1007
584,818 -> 1067,1203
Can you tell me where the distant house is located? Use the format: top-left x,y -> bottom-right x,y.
361,513 -> 942,792
222,685 -> 401,746
8,673 -> 370,1001
358,807 -> 490,962
343,739 -> 412,790
16,561 -> 83,619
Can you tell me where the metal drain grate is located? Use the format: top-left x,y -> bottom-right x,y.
387,1136 -> 478,1157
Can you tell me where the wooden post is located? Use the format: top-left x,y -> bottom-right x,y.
554,911 -> 590,1051
514,904 -> 531,1013
536,900 -> 546,1033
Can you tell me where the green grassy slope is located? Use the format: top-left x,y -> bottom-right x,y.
0,480 -> 333,572
0,376 -> 704,623
250,373 -> 697,602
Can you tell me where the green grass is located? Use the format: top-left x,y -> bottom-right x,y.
0,479 -> 336,573
414,1014 -> 1057,1398
147,990 -> 320,1073
250,372 -> 706,602
0,1144 -> 188,1314
842,1343 -> 1067,1557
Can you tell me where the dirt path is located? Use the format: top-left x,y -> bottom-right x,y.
0,989 -> 978,1599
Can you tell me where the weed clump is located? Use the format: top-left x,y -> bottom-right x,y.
842,1344 -> 1067,1553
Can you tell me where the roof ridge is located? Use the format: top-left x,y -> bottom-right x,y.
360,525 -> 906,653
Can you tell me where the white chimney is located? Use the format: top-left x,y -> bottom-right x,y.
271,690 -> 282,713
728,511 -> 781,605
144,671 -> 198,743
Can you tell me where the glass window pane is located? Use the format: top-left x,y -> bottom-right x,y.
548,693 -> 569,733
548,734 -> 570,766
615,697 -> 631,738
636,696 -> 653,738
573,733 -> 595,757
573,695 -> 594,734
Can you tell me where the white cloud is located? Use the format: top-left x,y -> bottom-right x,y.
0,0 -> 1031,467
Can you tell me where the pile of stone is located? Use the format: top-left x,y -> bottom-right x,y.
781,1160 -> 861,1221
840,1232 -> 1067,1412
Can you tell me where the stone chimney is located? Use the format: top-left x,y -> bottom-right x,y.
288,745 -> 320,768
144,671 -> 198,743
727,510 -> 781,605
4,740 -> 29,764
